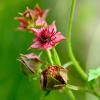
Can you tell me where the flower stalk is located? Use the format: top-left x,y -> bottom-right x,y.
67,0 -> 100,99
67,0 -> 87,81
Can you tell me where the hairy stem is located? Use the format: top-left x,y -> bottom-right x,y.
67,0 -> 87,81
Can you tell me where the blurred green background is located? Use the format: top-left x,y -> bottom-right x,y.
0,0 -> 100,100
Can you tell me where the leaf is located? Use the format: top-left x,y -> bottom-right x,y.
66,84 -> 80,91
63,61 -> 73,68
88,67 -> 100,81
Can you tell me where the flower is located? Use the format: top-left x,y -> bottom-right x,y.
18,53 -> 42,76
15,4 -> 48,30
30,22 -> 65,50
40,66 -> 68,90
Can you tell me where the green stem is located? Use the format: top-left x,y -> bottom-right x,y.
47,50 -> 54,65
67,0 -> 87,81
52,48 -> 61,66
90,84 -> 100,99
65,87 -> 76,100
67,0 -> 100,99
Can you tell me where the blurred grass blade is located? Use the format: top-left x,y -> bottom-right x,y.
66,84 -> 79,91
63,61 -> 73,68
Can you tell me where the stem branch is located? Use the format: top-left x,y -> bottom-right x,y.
67,0 -> 100,99
67,0 -> 87,81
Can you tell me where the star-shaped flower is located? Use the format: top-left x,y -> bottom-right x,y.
30,22 -> 65,50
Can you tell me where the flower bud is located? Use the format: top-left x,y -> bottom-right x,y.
19,53 -> 42,76
40,66 -> 68,91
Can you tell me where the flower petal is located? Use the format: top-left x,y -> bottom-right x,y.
42,42 -> 55,50
15,17 -> 28,30
30,28 -> 42,37
43,9 -> 49,19
48,22 -> 56,32
23,7 -> 33,19
15,17 -> 28,25
36,17 -> 47,27
53,32 -> 65,43
24,53 -> 39,60
33,4 -> 43,18
31,41 -> 42,49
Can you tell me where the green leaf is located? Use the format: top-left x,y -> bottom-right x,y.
88,67 -> 100,81
66,84 -> 80,91
63,61 -> 73,68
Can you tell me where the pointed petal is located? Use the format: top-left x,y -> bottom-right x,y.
30,28 -> 41,36
53,32 -> 65,43
43,9 -> 49,19
48,22 -> 56,32
31,41 -> 42,49
15,17 -> 28,25
42,42 -> 55,50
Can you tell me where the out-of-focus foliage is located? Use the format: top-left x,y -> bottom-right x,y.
88,67 -> 100,81
0,0 -> 100,100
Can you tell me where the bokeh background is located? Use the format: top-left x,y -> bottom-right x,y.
0,0 -> 100,100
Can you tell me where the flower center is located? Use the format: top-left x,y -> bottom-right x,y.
40,29 -> 56,44
48,66 -> 58,77
41,36 -> 51,43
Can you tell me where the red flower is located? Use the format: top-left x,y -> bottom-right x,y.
30,22 -> 65,50
15,4 -> 48,30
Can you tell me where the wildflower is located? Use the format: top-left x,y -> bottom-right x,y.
30,22 -> 65,50
40,66 -> 68,90
15,4 -> 48,30
18,53 -> 42,76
